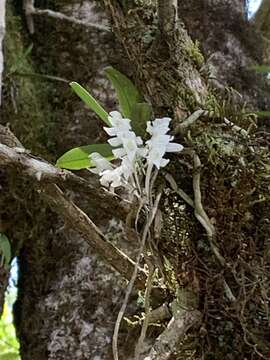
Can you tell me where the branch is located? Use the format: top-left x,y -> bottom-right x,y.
143,310 -> 202,360
41,183 -> 147,290
0,0 -> 6,106
23,0 -> 110,34
0,141 -> 130,221
0,127 -> 147,289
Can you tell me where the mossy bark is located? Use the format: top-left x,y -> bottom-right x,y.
0,1 -> 269,360
1,1 -> 133,359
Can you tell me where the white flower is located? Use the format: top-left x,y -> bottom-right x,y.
146,118 -> 183,169
99,155 -> 135,189
103,111 -> 143,164
120,156 -> 135,180
100,166 -> 123,188
89,152 -> 113,174
104,111 -> 131,136
146,117 -> 171,136
147,147 -> 170,169
111,131 -> 143,162
91,112 -> 184,192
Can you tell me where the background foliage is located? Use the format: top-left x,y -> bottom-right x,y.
0,292 -> 20,360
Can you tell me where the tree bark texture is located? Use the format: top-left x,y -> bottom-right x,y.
179,0 -> 270,113
1,1 -> 137,359
0,1 -> 269,360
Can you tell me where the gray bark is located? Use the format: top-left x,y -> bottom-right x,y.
0,1 -> 269,359
179,0 -> 270,112
2,1 -> 135,359
0,0 -> 6,105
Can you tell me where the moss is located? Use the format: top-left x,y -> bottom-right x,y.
2,6 -> 56,158
184,40 -> 205,68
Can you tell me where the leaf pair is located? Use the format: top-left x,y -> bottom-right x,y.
56,67 -> 152,170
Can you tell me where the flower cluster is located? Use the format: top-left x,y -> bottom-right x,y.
89,111 -> 183,191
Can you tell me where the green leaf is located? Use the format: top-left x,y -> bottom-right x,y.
130,102 -> 152,137
251,65 -> 270,74
0,353 -> 20,360
256,111 -> 270,117
56,144 -> 114,170
70,82 -> 110,125
104,66 -> 143,118
0,234 -> 11,269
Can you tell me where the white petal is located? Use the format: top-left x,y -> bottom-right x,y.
89,152 -> 113,174
108,137 -> 122,147
99,167 -> 123,188
136,136 -> 143,145
137,147 -> 148,157
160,158 -> 170,167
90,152 -> 102,161
100,170 -> 111,187
122,138 -> 137,152
151,118 -> 171,135
154,117 -> 171,126
146,121 -> 153,135
166,143 -> 184,152
147,134 -> 171,146
89,168 -> 100,174
109,111 -> 123,120
147,149 -> 164,165
113,148 -> 126,158
103,126 -> 117,136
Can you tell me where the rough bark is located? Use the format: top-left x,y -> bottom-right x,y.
103,2 -> 270,359
0,0 -> 6,105
253,0 -> 270,67
1,1 -> 139,359
103,0 -> 208,121
179,0 -> 270,112
0,1 -> 269,360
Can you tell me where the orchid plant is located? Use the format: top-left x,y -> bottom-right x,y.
89,111 -> 183,199
56,67 -> 183,201
56,68 -> 184,360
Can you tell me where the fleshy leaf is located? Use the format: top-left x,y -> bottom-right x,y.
56,144 -> 114,170
130,102 -> 152,137
70,82 -> 110,125
0,353 -> 21,360
104,66 -> 143,118
0,234 -> 11,269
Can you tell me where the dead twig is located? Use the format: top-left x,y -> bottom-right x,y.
143,310 -> 202,360
192,153 -> 236,302
135,262 -> 155,360
113,191 -> 162,360
23,0 -> 109,34
174,109 -> 207,136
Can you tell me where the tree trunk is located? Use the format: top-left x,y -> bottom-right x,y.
0,1 -> 269,359
179,0 -> 270,114
2,1 -> 135,359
